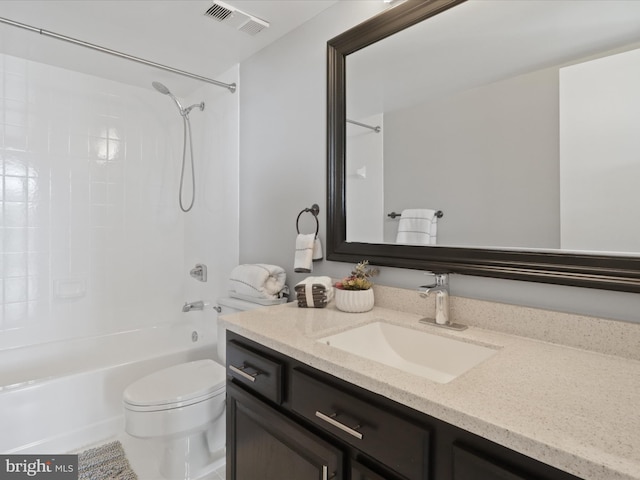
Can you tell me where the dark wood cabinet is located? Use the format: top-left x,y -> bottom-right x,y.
225,332 -> 583,480
227,381 -> 343,480
291,368 -> 430,480
452,444 -> 535,480
226,339 -> 284,404
351,460 -> 403,480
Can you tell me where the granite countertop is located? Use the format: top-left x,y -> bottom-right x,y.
219,302 -> 640,480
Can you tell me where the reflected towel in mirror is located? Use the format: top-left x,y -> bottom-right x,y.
395,209 -> 438,245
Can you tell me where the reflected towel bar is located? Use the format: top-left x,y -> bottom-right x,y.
347,119 -> 381,133
388,210 -> 443,219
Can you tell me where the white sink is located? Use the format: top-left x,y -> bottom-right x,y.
318,321 -> 497,383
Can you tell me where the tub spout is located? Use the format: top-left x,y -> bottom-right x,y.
182,301 -> 204,312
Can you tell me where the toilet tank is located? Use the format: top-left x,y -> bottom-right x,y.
216,297 -> 277,363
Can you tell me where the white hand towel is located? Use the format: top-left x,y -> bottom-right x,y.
229,264 -> 287,300
395,209 -> 438,245
312,236 -> 323,261
294,233 -> 315,273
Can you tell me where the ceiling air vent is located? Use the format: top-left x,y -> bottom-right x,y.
204,1 -> 270,36
205,3 -> 234,21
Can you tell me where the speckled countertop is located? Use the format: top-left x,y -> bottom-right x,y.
219,298 -> 640,480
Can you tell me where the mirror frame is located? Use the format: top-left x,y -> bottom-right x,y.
326,0 -> 640,293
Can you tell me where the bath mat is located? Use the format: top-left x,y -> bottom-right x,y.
77,441 -> 138,480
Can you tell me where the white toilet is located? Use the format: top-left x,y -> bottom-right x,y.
122,297 -> 271,479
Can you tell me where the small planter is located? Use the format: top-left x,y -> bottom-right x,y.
334,288 -> 374,313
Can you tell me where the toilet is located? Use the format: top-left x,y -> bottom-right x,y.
122,296 -> 272,479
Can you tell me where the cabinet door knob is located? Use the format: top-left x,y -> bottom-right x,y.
315,410 -> 364,440
229,364 -> 261,382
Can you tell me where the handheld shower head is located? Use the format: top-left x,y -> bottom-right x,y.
151,80 -> 206,213
152,81 -> 184,113
152,81 -> 171,95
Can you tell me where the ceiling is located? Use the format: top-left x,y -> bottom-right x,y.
0,0 -> 339,95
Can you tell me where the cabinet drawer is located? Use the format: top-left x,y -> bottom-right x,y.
291,369 -> 430,480
226,340 -> 283,404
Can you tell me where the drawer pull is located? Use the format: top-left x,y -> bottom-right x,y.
315,410 -> 363,440
321,465 -> 336,480
229,364 -> 261,382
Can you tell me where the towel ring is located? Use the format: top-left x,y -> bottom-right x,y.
296,204 -> 320,235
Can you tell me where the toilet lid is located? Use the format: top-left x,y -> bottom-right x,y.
123,359 -> 226,408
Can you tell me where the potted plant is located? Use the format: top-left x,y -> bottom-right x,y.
334,260 -> 379,313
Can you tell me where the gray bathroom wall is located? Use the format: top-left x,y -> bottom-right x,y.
383,67 -> 560,249
238,1 -> 640,323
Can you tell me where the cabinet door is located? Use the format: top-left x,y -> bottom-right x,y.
351,460 -> 403,480
227,381 -> 344,480
452,444 -> 535,480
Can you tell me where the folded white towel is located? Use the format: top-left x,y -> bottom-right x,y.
312,236 -> 323,261
295,276 -> 334,307
294,233 -> 315,273
228,264 -> 287,300
395,209 -> 438,245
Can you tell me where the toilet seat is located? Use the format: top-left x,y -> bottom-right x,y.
123,359 -> 226,412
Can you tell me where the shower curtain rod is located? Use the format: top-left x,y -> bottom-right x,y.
0,16 -> 236,93
347,119 -> 381,133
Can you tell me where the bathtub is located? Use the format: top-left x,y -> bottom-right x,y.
0,319 -> 220,454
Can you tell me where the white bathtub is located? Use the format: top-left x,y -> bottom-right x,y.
0,320 -> 220,454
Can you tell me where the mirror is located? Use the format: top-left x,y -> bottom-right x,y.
327,0 -> 640,292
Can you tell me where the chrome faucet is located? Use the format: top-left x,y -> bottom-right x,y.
182,301 -> 204,312
418,273 -> 467,331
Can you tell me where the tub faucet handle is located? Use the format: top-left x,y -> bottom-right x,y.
190,264 -> 207,282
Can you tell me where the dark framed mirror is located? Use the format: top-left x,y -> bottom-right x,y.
326,0 -> 640,293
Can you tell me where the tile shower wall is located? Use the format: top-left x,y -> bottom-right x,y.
0,53 -> 186,349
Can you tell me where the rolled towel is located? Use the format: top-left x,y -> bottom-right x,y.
294,233 -> 315,273
229,264 -> 287,300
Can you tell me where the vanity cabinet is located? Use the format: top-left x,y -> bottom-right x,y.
291,369 -> 429,480
227,382 -> 343,480
352,460 -> 401,480
452,444 -> 535,480
226,332 -> 583,480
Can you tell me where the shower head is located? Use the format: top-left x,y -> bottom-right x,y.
152,81 -> 171,95
152,81 -> 184,114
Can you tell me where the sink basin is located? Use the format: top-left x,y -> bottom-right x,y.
318,321 -> 497,383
